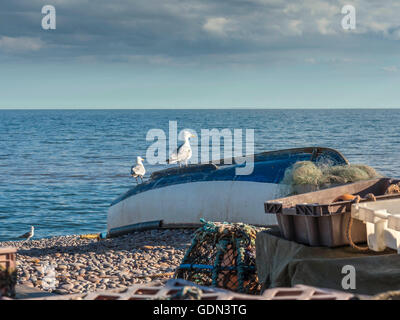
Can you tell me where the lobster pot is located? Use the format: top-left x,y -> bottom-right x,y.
175,219 -> 264,294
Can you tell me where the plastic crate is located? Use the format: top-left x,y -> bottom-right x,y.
25,280 -> 356,300
265,178 -> 400,247
262,284 -> 354,300
0,247 -> 17,297
81,279 -> 268,300
352,199 -> 400,252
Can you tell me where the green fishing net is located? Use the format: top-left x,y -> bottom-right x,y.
282,161 -> 381,190
175,219 -> 266,294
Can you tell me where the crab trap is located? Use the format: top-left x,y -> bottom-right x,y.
175,219 -> 265,294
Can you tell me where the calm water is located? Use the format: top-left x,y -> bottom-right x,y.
0,109 -> 399,241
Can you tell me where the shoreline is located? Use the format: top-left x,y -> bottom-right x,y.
0,229 -> 194,295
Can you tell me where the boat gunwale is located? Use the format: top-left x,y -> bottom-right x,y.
109,147 -> 349,207
150,146 -> 349,179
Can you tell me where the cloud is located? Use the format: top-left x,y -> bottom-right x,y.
382,66 -> 398,72
0,0 -> 400,66
203,17 -> 231,35
0,36 -> 44,52
316,18 -> 336,35
287,20 -> 303,35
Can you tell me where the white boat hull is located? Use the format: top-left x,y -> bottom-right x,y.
107,181 -> 283,231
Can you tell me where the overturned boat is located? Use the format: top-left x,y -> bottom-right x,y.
107,147 -> 349,236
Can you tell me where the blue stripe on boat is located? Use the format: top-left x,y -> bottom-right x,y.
110,147 -> 348,207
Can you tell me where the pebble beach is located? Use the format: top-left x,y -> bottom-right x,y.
0,229 -> 194,295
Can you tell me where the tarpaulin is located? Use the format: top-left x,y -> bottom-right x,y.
256,230 -> 400,295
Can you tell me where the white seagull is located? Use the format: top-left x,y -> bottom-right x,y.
131,156 -> 146,184
18,226 -> 35,241
167,131 -> 196,167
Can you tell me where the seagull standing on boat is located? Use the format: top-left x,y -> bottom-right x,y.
131,156 -> 146,184
167,131 -> 196,167
18,226 -> 34,241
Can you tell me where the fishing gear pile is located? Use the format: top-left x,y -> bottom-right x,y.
175,219 -> 265,294
282,161 -> 380,193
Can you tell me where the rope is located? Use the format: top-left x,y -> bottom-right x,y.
385,182 -> 400,195
79,233 -> 100,240
212,240 -> 228,287
236,238 -> 245,293
346,194 -> 375,251
373,290 -> 400,300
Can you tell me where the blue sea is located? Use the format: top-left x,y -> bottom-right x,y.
0,109 -> 399,241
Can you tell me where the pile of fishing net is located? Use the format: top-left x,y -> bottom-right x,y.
174,219 -> 265,294
282,161 -> 381,192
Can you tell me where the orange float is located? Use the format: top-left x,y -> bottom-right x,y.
333,194 -> 356,202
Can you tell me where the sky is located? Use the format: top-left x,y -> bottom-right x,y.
1,0 -> 400,108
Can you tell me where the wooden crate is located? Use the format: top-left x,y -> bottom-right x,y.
0,247 -> 17,297
0,247 -> 17,271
